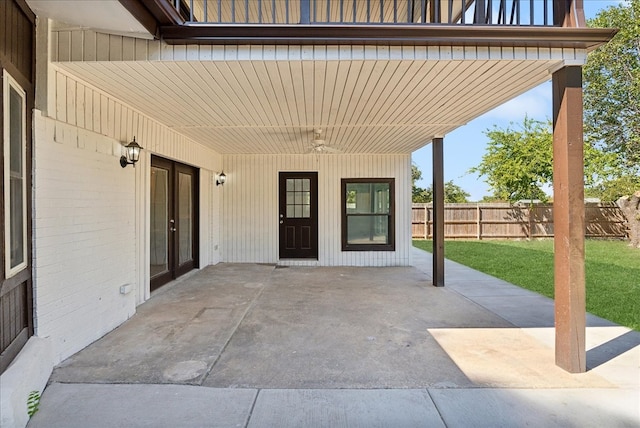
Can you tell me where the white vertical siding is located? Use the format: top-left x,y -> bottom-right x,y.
51,67 -> 221,172
223,154 -> 412,266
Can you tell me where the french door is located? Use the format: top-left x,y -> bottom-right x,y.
150,156 -> 199,291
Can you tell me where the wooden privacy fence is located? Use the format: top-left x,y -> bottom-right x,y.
412,203 -> 628,240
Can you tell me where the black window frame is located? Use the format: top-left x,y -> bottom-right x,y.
341,178 -> 395,252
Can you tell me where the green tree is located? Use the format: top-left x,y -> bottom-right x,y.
584,0 -> 640,172
411,164 -> 470,203
470,117 -> 616,203
585,1 -> 640,247
469,118 -> 553,202
586,175 -> 640,202
411,164 -> 430,203
441,181 -> 471,203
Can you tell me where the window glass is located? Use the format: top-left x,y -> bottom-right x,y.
150,167 -> 169,278
346,183 -> 390,214
347,216 -> 389,244
342,179 -> 394,251
178,173 -> 193,264
4,73 -> 27,275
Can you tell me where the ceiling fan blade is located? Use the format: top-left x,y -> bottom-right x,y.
308,143 -> 342,154
322,145 -> 342,154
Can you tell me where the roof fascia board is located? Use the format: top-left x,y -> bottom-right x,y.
160,25 -> 616,51
135,0 -> 185,26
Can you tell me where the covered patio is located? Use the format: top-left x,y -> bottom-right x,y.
49,248 -> 637,389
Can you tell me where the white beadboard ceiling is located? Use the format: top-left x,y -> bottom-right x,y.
53,39 -> 570,154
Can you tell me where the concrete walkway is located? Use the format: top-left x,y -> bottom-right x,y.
28,248 -> 640,427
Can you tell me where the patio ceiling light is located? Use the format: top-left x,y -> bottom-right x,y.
120,137 -> 143,168
216,171 -> 226,186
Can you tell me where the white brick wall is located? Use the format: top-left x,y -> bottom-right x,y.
33,113 -> 137,362
32,69 -> 222,363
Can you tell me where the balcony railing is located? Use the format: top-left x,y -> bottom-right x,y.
168,0 -> 565,27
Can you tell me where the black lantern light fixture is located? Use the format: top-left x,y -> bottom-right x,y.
216,171 -> 226,186
120,137 -> 143,168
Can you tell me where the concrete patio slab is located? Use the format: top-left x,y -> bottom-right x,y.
52,263 -> 514,389
429,388 -> 640,428
27,247 -> 640,427
525,326 -> 640,387
27,383 -> 257,428
429,328 -> 613,388
50,264 -> 273,385
248,389 -> 444,428
203,266 -> 509,389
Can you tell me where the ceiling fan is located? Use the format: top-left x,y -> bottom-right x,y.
308,129 -> 341,154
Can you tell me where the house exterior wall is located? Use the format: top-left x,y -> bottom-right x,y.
222,154 -> 412,266
32,59 -> 223,365
33,112 -> 137,361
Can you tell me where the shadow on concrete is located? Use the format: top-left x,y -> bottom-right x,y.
587,330 -> 640,370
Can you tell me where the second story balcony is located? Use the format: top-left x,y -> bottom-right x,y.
161,0 -> 564,26
33,0 -> 615,157
133,0 -> 607,46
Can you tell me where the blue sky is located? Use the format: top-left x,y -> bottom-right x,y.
411,0 -> 626,201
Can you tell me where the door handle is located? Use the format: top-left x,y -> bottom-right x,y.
279,220 -> 283,224
170,227 -> 176,232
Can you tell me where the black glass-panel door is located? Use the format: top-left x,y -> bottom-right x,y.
150,156 -> 198,291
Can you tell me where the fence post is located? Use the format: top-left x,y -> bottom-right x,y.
476,204 -> 481,240
424,205 -> 428,239
528,205 -> 533,239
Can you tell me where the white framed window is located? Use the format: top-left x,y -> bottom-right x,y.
3,70 -> 28,277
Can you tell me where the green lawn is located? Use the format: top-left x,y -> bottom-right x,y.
413,239 -> 640,331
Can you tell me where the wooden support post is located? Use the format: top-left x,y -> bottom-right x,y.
432,137 -> 445,287
554,0 -> 585,28
552,66 -> 586,373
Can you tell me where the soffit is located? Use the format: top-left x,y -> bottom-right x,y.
52,41 -> 572,154
26,0 -> 153,39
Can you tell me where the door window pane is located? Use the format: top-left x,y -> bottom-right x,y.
4,73 -> 27,275
178,173 -> 193,264
285,178 -> 311,218
150,167 -> 169,278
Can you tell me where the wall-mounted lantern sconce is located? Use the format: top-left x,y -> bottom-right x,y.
216,171 -> 226,186
120,137 -> 143,168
